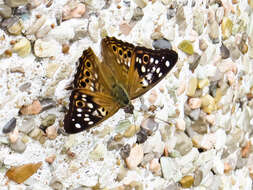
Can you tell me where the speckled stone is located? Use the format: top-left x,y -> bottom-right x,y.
10,138 -> 27,153
5,0 -> 28,7
0,4 -> 12,18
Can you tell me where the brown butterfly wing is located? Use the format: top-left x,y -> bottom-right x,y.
64,48 -> 120,134
128,47 -> 178,99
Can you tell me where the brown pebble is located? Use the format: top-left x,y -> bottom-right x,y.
224,162 -> 232,173
19,100 -> 42,115
241,141 -> 251,158
4,49 -> 12,57
45,154 -> 56,164
179,175 -> 194,188
62,44 -> 70,54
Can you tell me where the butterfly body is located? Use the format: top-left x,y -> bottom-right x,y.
64,36 -> 178,134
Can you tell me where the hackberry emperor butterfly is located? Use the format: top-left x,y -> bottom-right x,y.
64,36 -> 178,133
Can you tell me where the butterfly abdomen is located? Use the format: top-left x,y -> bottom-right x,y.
112,83 -> 130,107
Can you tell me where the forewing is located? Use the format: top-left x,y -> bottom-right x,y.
128,47 -> 178,99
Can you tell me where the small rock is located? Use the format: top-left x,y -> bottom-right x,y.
40,98 -> 57,112
46,62 -> 60,78
153,38 -> 172,50
0,4 -> 12,18
119,23 -> 133,36
187,77 -> 197,97
19,82 -> 31,92
199,39 -> 208,51
149,158 -> 161,175
29,127 -> 43,139
8,128 -> 19,143
148,89 -> 158,104
193,9 -> 204,35
5,0 -> 28,7
62,44 -> 70,54
167,7 -> 176,20
27,0 -> 42,9
141,116 -> 158,133
215,7 -> 224,24
208,21 -> 219,43
41,114 -> 56,127
193,169 -> 203,186
160,157 -> 181,181
188,109 -> 200,121
45,154 -> 56,164
50,177 -> 64,190
198,78 -> 209,89
20,118 -> 35,134
241,141 -> 251,158
120,144 -> 131,159
123,125 -> 139,138
19,100 -> 42,115
189,53 -> 201,72
10,137 -> 27,153
201,94 -> 216,114
204,114 -> 216,125
2,117 -> 16,134
136,127 -> 150,144
36,25 -> 52,38
131,7 -> 144,22
125,144 -> 144,169
12,38 -> 31,57
188,98 -> 202,109
107,137 -> 124,151
174,131 -> 193,156
46,125 -> 58,140
34,39 -> 60,57
10,66 -> 25,74
178,40 -> 194,55
175,119 -> 185,131
89,144 -> 107,161
220,43 -> 230,59
26,15 -> 46,35
7,18 -> 23,35
221,17 -> 233,40
62,2 -> 86,21
179,175 -> 194,188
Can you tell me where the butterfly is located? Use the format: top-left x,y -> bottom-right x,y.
64,36 -> 178,134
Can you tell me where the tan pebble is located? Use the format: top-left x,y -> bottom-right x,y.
126,144 -> 144,169
63,2 -> 86,20
149,159 -> 161,175
175,119 -> 186,131
224,162 -> 232,173
179,175 -> 194,188
46,125 -> 58,140
188,98 -> 202,109
124,125 -> 140,138
114,133 -> 123,141
46,63 -> 60,78
221,17 -> 233,40
45,154 -> 56,164
249,0 -> 253,9
19,100 -> 42,115
119,23 -> 132,36
204,114 -> 215,125
198,78 -> 209,89
9,128 -> 19,144
241,141 -> 251,158
62,44 -> 70,54
4,49 -> 12,57
226,71 -> 235,86
199,39 -> 208,51
187,77 -> 197,97
148,90 -> 158,104
12,38 -> 31,57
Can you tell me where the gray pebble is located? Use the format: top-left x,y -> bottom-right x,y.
20,118 -> 35,134
220,43 -> 230,59
19,82 -> 31,92
153,38 -> 172,50
41,114 -> 56,127
2,117 -> 16,134
0,4 -> 12,18
10,138 -> 27,153
5,0 -> 28,8
131,7 -> 144,22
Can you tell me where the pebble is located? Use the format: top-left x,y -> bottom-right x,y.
208,21 -> 219,43
179,175 -> 194,188
26,15 -> 47,35
178,40 -> 194,55
12,38 -> 31,57
36,25 -> 52,38
188,98 -> 202,109
220,43 -> 230,59
19,100 -> 42,115
215,7 -> 224,24
119,23 -> 132,36
136,127 -> 150,144
0,4 -> 12,18
131,7 -> 144,22
241,141 -> 251,158
123,125 -> 139,138
34,39 -> 59,57
107,137 -> 124,151
193,169 -> 203,186
189,53 -> 201,72
187,77 -> 197,97
125,144 -> 144,169
198,78 -> 209,89
2,117 -> 16,134
27,0 -> 42,9
6,162 -> 42,184
8,128 -> 19,143
49,177 -> 64,190
199,39 -> 208,51
148,89 -> 158,104
149,159 -> 161,176
221,17 -> 233,40
152,38 -> 172,50
7,18 -> 23,35
160,157 -> 181,181
5,0 -> 28,7
19,82 -> 31,92
167,7 -> 176,20
204,114 -> 216,125
193,9 -> 204,35
46,63 -> 60,78
174,131 -> 193,156
175,119 -> 185,131
141,116 -> 158,133
41,114 -> 56,127
62,44 -> 70,54
133,0 -> 147,8
20,118 -> 35,134
120,144 -> 131,159
46,125 -> 58,140
201,94 -> 216,114
188,108 -> 200,121
62,2 -> 86,21
10,137 -> 27,153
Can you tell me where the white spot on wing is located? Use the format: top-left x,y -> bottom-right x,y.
88,121 -> 94,125
156,67 -> 160,73
165,60 -> 170,67
155,60 -> 159,64
77,108 -> 82,112
150,57 -> 154,63
77,114 -> 82,117
87,103 -> 93,108
141,66 -> 146,73
84,118 -> 90,121
158,73 -> 162,77
75,123 -> 81,128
